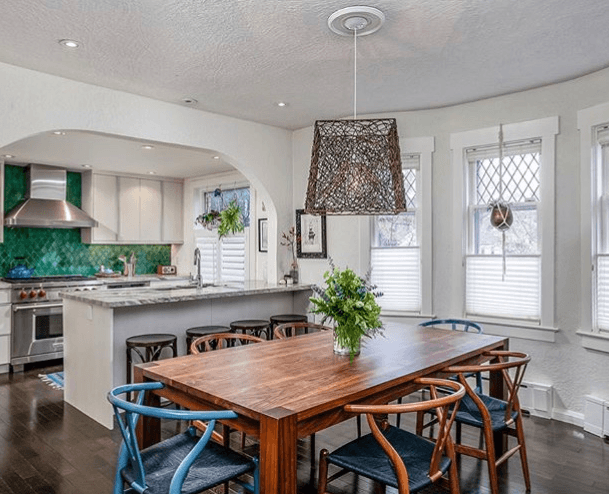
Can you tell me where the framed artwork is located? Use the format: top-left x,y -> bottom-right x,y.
296,209 -> 327,258
258,218 -> 268,252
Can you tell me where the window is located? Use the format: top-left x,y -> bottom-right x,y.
368,136 -> 434,316
451,117 -> 558,333
371,156 -> 421,312
195,184 -> 250,284
465,140 -> 541,321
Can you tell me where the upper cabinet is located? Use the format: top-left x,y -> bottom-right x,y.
81,171 -> 183,245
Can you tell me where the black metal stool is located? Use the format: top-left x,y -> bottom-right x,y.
126,333 -> 178,390
269,314 -> 308,339
185,325 -> 232,353
229,319 -> 271,340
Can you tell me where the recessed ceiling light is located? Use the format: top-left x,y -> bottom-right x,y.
52,131 -> 66,135
141,145 -> 154,150
81,164 -> 92,169
148,171 -> 157,175
276,102 -> 288,107
59,39 -> 81,49
2,154 -> 14,159
213,156 -> 220,160
182,97 -> 198,105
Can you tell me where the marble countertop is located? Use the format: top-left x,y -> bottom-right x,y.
61,280 -> 313,308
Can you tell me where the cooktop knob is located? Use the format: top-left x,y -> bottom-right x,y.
19,290 -> 27,299
38,289 -> 46,298
29,290 -> 37,298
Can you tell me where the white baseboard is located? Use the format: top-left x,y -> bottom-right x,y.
552,408 -> 584,427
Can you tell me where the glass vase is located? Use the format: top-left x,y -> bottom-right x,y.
333,330 -> 361,356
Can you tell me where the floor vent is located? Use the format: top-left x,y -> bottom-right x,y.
519,381 -> 553,419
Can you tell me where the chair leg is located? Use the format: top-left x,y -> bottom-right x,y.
456,421 -> 462,445
515,414 -> 531,492
356,415 -> 362,437
310,433 -> 316,472
317,449 -> 329,494
483,424 -> 500,494
396,396 -> 402,428
415,410 -> 424,436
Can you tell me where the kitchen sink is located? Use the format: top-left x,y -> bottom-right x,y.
152,283 -> 215,291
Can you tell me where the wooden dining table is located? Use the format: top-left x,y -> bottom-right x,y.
134,322 -> 508,494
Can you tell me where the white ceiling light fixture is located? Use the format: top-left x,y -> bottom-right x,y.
148,171 -> 157,175
141,144 -> 154,150
2,154 -> 14,159
213,155 -> 220,160
182,97 -> 198,105
81,164 -> 92,169
52,131 -> 66,136
58,39 -> 81,49
305,6 -> 406,215
276,101 -> 288,107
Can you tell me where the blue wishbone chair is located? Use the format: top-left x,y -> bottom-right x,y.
108,382 -> 259,494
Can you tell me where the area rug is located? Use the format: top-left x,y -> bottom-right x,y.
39,372 -> 64,390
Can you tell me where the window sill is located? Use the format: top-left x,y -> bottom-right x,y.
381,311 -> 435,319
577,330 -> 609,354
470,317 -> 559,342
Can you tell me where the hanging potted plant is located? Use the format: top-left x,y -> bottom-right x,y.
310,258 -> 383,359
217,200 -> 244,238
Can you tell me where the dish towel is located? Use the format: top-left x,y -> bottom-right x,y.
39,372 -> 64,390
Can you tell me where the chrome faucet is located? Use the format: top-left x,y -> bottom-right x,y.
194,247 -> 203,288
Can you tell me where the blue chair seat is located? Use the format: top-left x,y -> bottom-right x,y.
121,430 -> 256,494
453,393 -> 519,432
327,426 -> 451,492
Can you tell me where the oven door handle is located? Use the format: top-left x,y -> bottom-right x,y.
13,303 -> 63,312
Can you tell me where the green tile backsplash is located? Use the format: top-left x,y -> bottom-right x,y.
1,165 -> 170,277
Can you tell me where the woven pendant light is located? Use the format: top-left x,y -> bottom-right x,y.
305,7 -> 406,215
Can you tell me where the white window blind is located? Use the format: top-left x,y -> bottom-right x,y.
465,140 -> 542,322
196,235 -> 245,284
371,155 -> 421,312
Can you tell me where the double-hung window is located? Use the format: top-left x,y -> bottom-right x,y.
369,136 -> 434,316
465,141 -> 542,321
451,117 -> 558,332
371,155 -> 421,312
195,186 -> 250,284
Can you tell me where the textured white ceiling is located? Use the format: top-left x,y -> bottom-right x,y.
1,0 -> 608,131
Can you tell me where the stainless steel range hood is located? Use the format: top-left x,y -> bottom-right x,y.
4,164 -> 99,228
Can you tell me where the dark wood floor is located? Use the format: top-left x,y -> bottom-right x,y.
1,362 -> 608,494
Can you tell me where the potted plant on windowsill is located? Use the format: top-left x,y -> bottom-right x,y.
310,258 -> 383,359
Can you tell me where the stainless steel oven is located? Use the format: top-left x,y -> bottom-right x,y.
5,276 -> 103,372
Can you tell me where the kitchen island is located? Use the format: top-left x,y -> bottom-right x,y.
62,281 -> 312,428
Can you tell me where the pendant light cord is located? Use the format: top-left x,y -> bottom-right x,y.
498,123 -> 504,200
353,27 -> 358,119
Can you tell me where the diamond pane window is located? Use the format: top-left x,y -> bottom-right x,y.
204,187 -> 250,227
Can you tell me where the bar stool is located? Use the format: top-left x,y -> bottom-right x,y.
125,333 -> 178,390
185,325 -> 232,354
269,314 -> 308,339
229,319 -> 271,340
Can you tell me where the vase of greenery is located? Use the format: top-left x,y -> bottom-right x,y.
281,226 -> 299,283
310,259 -> 383,359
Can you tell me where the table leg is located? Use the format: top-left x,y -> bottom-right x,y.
489,339 -> 509,457
134,365 -> 161,449
259,408 -> 298,494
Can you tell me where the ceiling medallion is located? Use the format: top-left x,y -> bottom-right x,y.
305,7 -> 405,215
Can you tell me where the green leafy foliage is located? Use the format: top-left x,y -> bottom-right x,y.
218,200 -> 244,238
310,261 -> 383,359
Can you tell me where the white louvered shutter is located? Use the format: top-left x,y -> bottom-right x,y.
220,235 -> 246,283
195,237 -> 218,283
595,127 -> 609,331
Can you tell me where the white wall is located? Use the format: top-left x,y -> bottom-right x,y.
292,66 -> 609,422
0,61 -> 293,282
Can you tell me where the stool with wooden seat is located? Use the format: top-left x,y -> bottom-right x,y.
125,333 -> 178,401
229,319 -> 271,340
269,314 -> 308,339
185,325 -> 232,354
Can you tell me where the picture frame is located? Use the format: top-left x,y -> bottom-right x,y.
258,218 -> 268,252
296,209 -> 327,258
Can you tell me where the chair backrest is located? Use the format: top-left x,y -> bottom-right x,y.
344,378 -> 465,489
444,350 -> 530,424
273,322 -> 332,339
419,318 -> 483,333
190,332 -> 264,354
107,382 -> 237,493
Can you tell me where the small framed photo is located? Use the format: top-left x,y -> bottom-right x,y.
258,218 -> 268,252
296,209 -> 327,258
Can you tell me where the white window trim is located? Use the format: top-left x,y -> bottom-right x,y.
362,136 -> 434,317
450,117 -> 559,342
577,101 -> 609,353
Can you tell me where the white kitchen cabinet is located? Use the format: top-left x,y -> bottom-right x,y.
162,180 -> 184,243
0,160 -> 4,243
82,172 -> 183,244
81,172 -> 119,243
0,290 -> 11,373
139,179 -> 162,242
118,176 -> 141,242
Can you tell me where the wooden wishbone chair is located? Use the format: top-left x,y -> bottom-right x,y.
190,333 -> 265,451
273,321 -> 332,339
420,350 -> 531,494
318,378 -> 465,494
